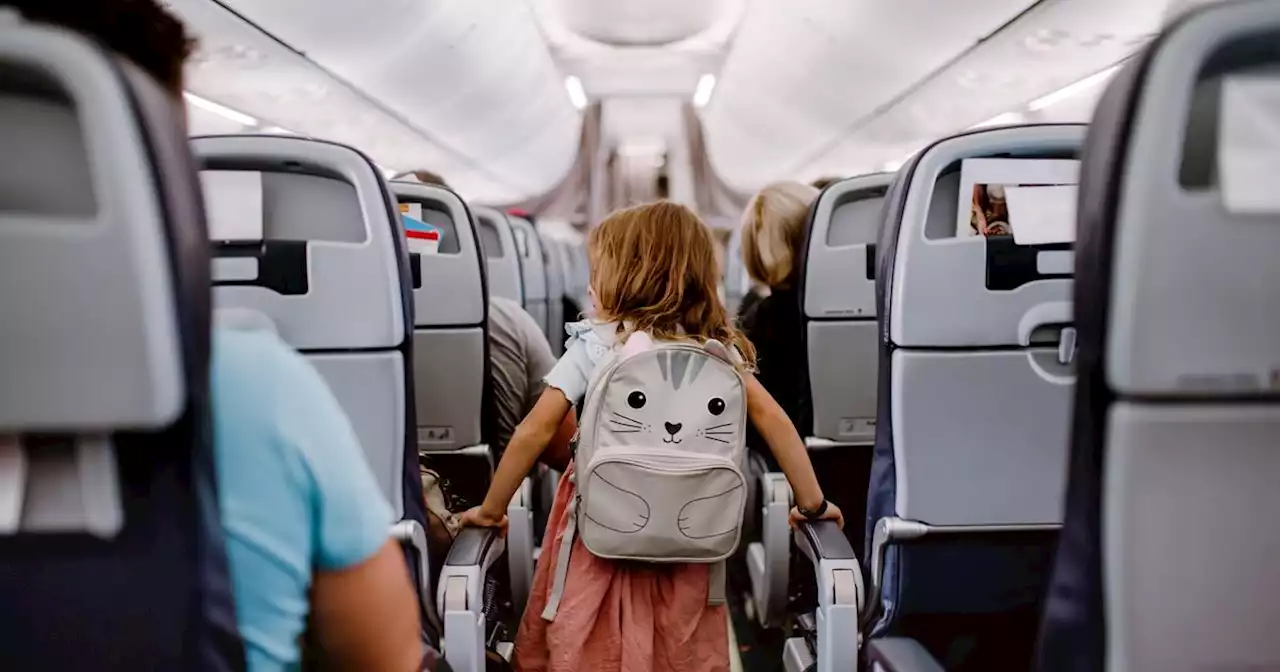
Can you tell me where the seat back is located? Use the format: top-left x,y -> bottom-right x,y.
473,206 -> 523,305
1039,3 -> 1280,669
540,232 -> 568,356
800,173 -> 893,445
869,124 -> 1084,669
195,136 -> 423,528
508,215 -> 550,340
0,20 -> 241,669
388,184 -> 489,457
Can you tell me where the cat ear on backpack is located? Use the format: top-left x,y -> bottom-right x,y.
702,339 -> 736,364
619,330 -> 655,357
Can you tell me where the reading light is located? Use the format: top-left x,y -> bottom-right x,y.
693,74 -> 717,108
565,76 -> 587,110
183,92 -> 258,127
1027,63 -> 1122,111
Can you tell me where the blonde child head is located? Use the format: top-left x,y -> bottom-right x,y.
740,181 -> 819,290
588,201 -> 756,368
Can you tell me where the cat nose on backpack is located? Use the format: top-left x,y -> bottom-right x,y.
664,422 -> 682,436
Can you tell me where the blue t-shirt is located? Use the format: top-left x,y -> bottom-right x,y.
210,329 -> 394,671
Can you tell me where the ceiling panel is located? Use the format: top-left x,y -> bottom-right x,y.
702,0 -> 1040,193
170,0 -> 580,204
794,0 -> 1170,181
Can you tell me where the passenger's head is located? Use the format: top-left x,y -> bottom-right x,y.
740,181 -> 819,290
4,0 -> 193,96
404,170 -> 449,187
588,201 -> 756,368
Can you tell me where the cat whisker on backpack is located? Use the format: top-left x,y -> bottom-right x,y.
703,436 -> 730,444
609,421 -> 643,430
704,422 -> 734,431
611,412 -> 643,425
611,429 -> 642,434
703,430 -> 734,436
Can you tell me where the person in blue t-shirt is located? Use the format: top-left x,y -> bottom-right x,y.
5,2 -> 425,669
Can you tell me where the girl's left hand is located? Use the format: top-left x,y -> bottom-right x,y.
788,502 -> 844,530
458,505 -> 508,532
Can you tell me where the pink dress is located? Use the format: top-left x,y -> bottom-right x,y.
513,465 -> 730,672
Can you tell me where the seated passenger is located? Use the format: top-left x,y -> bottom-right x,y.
739,182 -> 820,469
8,2 -> 422,669
458,201 -> 843,672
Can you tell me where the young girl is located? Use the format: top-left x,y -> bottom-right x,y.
458,201 -> 843,672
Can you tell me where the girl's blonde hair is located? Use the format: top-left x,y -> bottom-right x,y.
740,181 -> 819,289
589,201 -> 757,369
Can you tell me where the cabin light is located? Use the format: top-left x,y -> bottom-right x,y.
565,76 -> 587,110
183,92 -> 258,127
693,73 -> 717,108
259,125 -> 296,135
1027,64 -> 1122,111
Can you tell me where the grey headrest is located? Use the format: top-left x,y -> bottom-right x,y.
0,21 -> 185,431
1106,0 -> 1280,397
804,173 -> 894,319
469,205 -> 522,305
541,230 -> 567,299
392,182 -> 485,328
195,135 -> 407,351
508,215 -> 549,302
887,125 -> 1086,348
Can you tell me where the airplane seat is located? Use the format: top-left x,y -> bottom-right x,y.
540,233 -> 569,357
508,216 -> 551,344
473,206 -> 524,306
567,240 -> 591,314
0,17 -> 242,668
391,183 -> 533,672
193,135 -> 437,642
1037,3 -> 1280,669
865,124 -> 1084,670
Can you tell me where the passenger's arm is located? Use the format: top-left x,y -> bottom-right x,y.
466,388 -> 573,526
745,374 -> 844,529
310,540 -> 422,671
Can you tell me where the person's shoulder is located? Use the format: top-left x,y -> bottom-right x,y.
213,328 -> 317,390
490,296 -> 541,333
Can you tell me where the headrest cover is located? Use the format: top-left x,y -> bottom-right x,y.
883,125 -> 1086,348
0,23 -> 184,430
1102,1 -> 1280,396
393,182 -> 484,328
802,173 -> 893,319
197,135 -> 407,351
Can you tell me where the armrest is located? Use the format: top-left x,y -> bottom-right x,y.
443,527 -> 505,568
507,478 -> 535,613
438,527 -> 506,672
866,637 -> 945,672
391,519 -> 439,632
795,519 -> 858,561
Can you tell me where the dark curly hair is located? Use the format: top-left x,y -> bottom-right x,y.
4,0 -> 194,94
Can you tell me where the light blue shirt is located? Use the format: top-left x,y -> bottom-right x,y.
210,329 -> 394,671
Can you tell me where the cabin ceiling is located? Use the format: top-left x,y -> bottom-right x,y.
166,0 -> 1220,207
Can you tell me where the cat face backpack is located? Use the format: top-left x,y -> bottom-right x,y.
541,331 -> 749,620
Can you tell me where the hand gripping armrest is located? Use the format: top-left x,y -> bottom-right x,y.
793,520 -> 862,672
866,638 -> 946,672
438,527 -> 506,672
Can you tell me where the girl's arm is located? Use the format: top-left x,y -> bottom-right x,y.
462,388 -> 573,526
744,373 -> 844,528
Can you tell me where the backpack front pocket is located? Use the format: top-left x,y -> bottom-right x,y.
577,447 -> 746,563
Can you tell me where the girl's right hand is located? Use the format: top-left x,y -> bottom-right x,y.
458,505 -> 508,532
788,501 -> 844,530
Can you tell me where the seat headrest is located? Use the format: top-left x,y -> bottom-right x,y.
392,182 -> 485,328
195,135 -> 409,351
0,21 -> 203,431
1084,0 -> 1280,398
801,173 -> 894,320
507,215 -> 550,301
878,124 -> 1086,349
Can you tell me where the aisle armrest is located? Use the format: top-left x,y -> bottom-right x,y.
392,519 -> 439,632
793,520 -> 861,672
747,470 -> 792,627
866,638 -> 945,672
438,527 -> 507,672
507,477 -> 535,614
